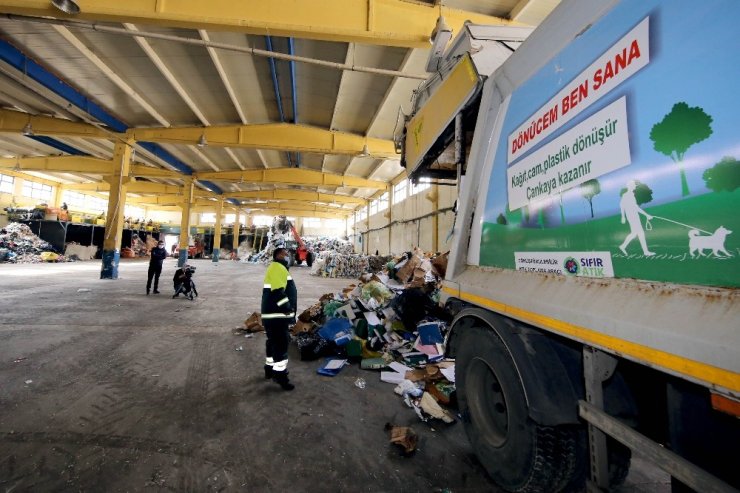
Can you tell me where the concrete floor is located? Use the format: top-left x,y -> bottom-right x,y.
0,258 -> 670,492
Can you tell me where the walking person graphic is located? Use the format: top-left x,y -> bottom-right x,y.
619,180 -> 655,256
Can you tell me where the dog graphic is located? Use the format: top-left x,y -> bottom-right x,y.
688,226 -> 732,257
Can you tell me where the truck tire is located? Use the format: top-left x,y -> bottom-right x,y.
457,324 -> 579,492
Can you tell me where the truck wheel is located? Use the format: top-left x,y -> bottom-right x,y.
457,324 -> 579,492
306,252 -> 314,267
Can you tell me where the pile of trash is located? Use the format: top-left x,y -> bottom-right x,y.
0,222 -> 60,263
243,216 -> 299,263
64,242 -> 98,260
304,236 -> 354,255
311,252 -> 393,278
294,249 -> 455,427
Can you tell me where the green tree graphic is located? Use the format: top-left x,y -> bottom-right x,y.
650,102 -> 713,197
703,156 -> 740,192
620,180 -> 653,205
579,178 -> 601,218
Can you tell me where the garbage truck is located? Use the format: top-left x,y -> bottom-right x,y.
401,1 -> 739,491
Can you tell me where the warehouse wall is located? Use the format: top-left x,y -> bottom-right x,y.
354,183 -> 457,256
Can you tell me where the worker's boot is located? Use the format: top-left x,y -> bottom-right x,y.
272,371 -> 295,391
263,365 -> 273,380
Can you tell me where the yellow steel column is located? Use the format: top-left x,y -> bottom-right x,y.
178,178 -> 193,267
53,184 -> 64,208
212,196 -> 224,263
365,203 -> 371,255
233,210 -> 241,258
387,189 -> 393,255
100,138 -> 133,279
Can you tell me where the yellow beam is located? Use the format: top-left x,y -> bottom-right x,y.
243,208 -> 349,219
0,1 -> 518,48
64,181 -> 182,194
0,108 -> 117,139
0,156 -> 113,174
130,164 -> 181,178
0,168 -> 62,187
128,193 -> 184,205
128,123 -> 397,159
239,200 -> 353,214
225,189 -> 366,205
195,168 -> 387,190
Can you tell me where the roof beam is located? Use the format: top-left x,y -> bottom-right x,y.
128,123 -> 397,159
194,168 -> 387,190
0,1 -> 518,48
236,200 -> 352,212
64,181 -> 182,194
225,189 -> 366,205
129,164 -> 182,178
243,207 -> 349,219
0,155 -> 113,174
0,155 -> 183,179
0,109 -> 116,139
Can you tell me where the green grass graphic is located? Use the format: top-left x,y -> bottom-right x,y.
481,191 -> 739,287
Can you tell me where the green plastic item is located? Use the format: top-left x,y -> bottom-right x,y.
323,300 -> 344,318
360,357 -> 387,370
346,339 -> 363,358
361,281 -> 394,303
355,319 -> 369,339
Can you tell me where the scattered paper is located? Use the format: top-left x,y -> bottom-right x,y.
323,359 -> 347,371
363,311 -> 381,326
440,366 -> 455,383
380,371 -> 406,384
389,361 -> 412,374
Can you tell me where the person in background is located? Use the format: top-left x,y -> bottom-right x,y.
261,247 -> 297,391
146,239 -> 168,295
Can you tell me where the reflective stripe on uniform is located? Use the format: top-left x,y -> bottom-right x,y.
264,284 -> 272,289
286,276 -> 293,281
265,357 -> 274,366
262,312 -> 292,319
273,359 -> 288,372
276,297 -> 289,306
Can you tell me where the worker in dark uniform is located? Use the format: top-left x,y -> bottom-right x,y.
261,247 -> 297,391
146,240 -> 168,295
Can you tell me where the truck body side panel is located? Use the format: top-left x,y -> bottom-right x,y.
474,0 -> 740,288
447,0 -> 740,396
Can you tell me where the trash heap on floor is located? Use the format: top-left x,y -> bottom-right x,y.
0,222 -> 60,263
244,216 -> 301,263
294,249 -> 456,426
310,252 -> 393,278
303,236 -> 354,256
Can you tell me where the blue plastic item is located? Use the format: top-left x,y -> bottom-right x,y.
418,322 -> 444,345
318,317 -> 354,346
